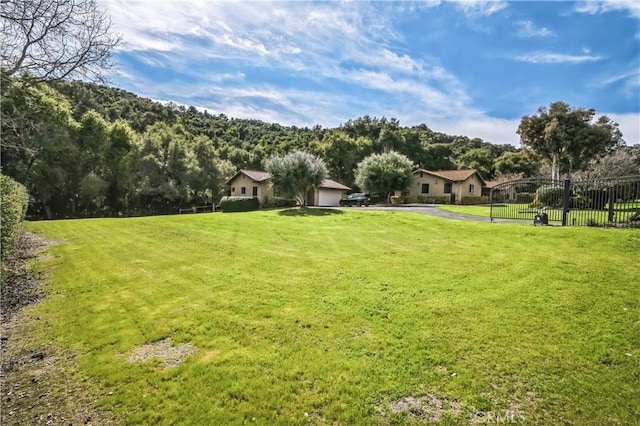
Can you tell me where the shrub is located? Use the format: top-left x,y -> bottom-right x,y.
461,196 -> 489,205
400,195 -> 430,204
261,197 -> 297,209
419,196 -> 450,204
218,196 -> 259,212
535,185 -> 564,207
516,192 -> 534,204
1,175 -> 29,262
391,195 -> 450,204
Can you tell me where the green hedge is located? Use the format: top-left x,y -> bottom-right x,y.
461,196 -> 489,205
516,192 -> 534,204
1,175 -> 29,262
261,197 -> 297,208
219,196 -> 259,212
535,185 -> 564,207
397,195 -> 450,204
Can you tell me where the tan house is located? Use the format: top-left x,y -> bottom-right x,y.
226,169 -> 274,202
226,169 -> 351,206
409,169 -> 486,203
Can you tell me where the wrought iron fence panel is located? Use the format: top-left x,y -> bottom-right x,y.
490,176 -> 640,227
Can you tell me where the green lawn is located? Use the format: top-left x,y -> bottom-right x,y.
20,210 -> 640,424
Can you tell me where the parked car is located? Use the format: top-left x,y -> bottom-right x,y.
340,193 -> 370,207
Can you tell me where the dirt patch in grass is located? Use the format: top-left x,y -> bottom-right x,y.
0,233 -> 58,323
128,338 -> 197,368
382,393 -> 462,423
1,232 -> 117,426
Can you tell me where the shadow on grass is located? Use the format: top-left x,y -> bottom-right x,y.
277,208 -> 344,217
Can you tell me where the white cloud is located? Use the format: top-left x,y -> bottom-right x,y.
607,112 -> 640,145
574,1 -> 640,18
102,0 -> 476,121
593,69 -> 640,91
516,20 -> 553,38
429,112 -> 640,146
451,0 -> 509,17
99,1 -> 638,147
430,115 -> 522,145
515,52 -> 604,64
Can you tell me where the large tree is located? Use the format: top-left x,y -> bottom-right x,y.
0,79 -> 79,218
264,150 -> 327,207
354,151 -> 413,203
493,151 -> 540,177
574,145 -> 640,179
517,101 -> 623,180
456,147 -> 495,179
1,0 -> 120,81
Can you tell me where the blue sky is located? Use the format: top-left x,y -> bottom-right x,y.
102,0 -> 640,145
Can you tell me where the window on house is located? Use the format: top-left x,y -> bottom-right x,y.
252,186 -> 258,197
469,184 -> 475,194
421,183 -> 430,194
444,183 -> 452,194
231,187 -> 235,193
241,187 -> 246,194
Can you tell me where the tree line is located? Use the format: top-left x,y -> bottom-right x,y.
1,76 -> 543,219
3,75 -> 639,219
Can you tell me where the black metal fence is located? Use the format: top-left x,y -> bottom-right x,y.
489,176 -> 640,227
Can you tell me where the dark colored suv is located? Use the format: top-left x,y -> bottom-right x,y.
339,193 -> 370,207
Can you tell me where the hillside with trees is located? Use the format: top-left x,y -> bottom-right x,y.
3,77 -> 637,219
2,76 -> 541,219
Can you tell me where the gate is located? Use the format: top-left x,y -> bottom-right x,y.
489,176 -> 640,227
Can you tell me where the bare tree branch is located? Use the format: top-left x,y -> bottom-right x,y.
1,0 -> 121,82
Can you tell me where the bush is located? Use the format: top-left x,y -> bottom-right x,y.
535,185 -> 564,207
400,195 -> 430,204
516,192 -> 534,204
424,196 -> 451,204
218,196 -> 259,212
461,196 -> 489,205
394,195 -> 450,204
1,175 -> 29,262
261,197 -> 297,208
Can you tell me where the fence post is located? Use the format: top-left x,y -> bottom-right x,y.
607,186 -> 615,225
562,179 -> 570,226
489,190 -> 493,222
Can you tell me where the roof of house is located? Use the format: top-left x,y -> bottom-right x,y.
226,170 -> 350,190
413,168 -> 486,186
320,179 -> 351,191
484,180 -> 500,188
226,169 -> 271,184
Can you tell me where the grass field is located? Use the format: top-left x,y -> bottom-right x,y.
16,210 -> 640,424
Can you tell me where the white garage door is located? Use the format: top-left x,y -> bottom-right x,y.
318,189 -> 343,206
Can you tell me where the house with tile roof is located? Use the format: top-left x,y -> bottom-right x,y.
408,169 -> 486,203
225,169 -> 351,206
226,169 -> 274,202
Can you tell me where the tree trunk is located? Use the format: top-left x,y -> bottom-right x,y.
42,201 -> 53,220
551,153 -> 559,181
